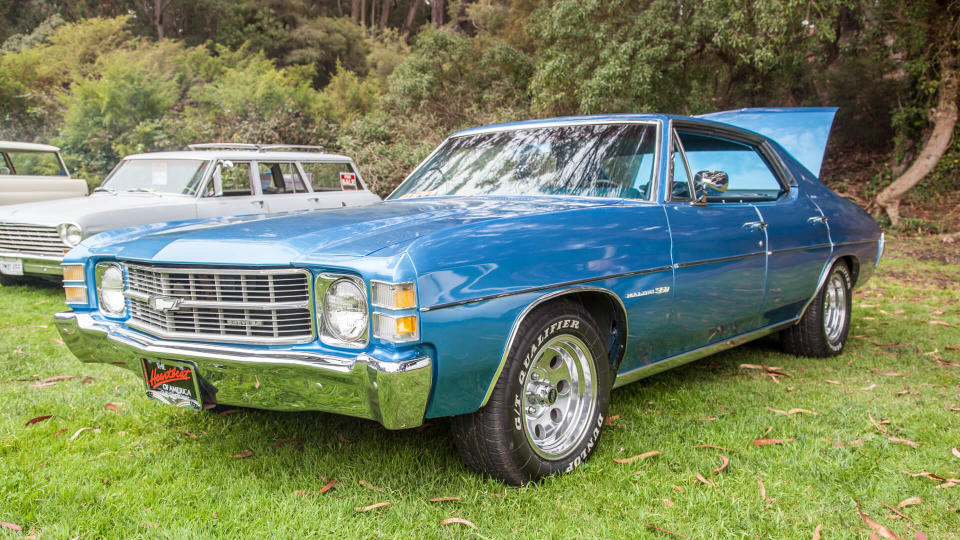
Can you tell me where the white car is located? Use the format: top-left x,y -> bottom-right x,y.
0,141 -> 88,205
0,144 -> 380,281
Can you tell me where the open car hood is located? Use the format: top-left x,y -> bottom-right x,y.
697,107 -> 838,177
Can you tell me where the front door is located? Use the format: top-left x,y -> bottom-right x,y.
196,161 -> 263,218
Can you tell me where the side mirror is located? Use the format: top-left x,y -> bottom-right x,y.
220,160 -> 234,170
694,170 -> 729,193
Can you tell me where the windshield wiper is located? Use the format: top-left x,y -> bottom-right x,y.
124,187 -> 162,195
92,186 -> 116,194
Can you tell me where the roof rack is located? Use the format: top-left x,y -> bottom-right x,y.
187,143 -> 325,152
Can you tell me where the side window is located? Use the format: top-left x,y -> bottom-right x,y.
5,151 -> 67,176
209,162 -> 252,197
301,162 -> 360,191
0,153 -> 11,175
677,131 -> 785,202
258,162 -> 306,194
670,131 -> 693,201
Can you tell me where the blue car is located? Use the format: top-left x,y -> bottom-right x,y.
55,109 -> 883,484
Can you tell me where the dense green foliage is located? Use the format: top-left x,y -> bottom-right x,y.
0,0 -> 957,201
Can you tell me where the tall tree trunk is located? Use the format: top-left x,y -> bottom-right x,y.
370,0 -> 377,28
431,0 -> 445,27
361,0 -> 367,27
379,0 -> 392,28
876,53 -> 958,226
351,0 -> 362,23
402,0 -> 423,35
134,0 -> 172,39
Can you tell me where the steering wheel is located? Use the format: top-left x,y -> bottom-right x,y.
424,163 -> 447,183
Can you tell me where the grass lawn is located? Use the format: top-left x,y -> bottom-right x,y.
1,234 -> 959,538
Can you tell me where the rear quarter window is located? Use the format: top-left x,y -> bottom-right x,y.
300,162 -> 361,191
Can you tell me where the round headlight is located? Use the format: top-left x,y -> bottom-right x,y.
58,223 -> 83,247
97,263 -> 125,315
322,278 -> 368,342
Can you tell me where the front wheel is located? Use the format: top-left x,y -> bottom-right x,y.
452,299 -> 611,485
781,261 -> 852,357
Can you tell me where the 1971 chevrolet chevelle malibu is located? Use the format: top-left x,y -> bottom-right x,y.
0,143 -> 378,282
55,109 -> 882,484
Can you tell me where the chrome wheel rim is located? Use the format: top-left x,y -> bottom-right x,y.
521,334 -> 598,459
822,273 -> 847,343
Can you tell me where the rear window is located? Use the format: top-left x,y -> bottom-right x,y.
2,151 -> 67,176
300,162 -> 360,191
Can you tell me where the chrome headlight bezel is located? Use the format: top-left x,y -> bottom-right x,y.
315,273 -> 368,348
95,262 -> 126,317
57,223 -> 83,248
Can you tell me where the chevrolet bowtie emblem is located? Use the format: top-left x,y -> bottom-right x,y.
148,295 -> 182,313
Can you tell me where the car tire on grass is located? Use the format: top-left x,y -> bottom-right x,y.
781,261 -> 852,357
452,299 -> 611,485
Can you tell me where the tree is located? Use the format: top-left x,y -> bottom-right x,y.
133,0 -> 174,39
431,0 -> 445,27
876,54 -> 958,226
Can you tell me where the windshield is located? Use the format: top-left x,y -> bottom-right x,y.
100,159 -> 209,195
390,123 -> 657,200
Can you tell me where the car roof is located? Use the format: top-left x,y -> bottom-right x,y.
448,113 -> 770,139
0,141 -> 60,152
123,150 -> 354,162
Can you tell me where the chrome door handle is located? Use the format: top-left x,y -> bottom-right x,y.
743,221 -> 768,231
306,197 -> 320,202
807,215 -> 828,224
250,200 -> 264,206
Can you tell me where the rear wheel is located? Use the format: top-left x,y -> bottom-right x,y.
452,299 -> 611,485
781,261 -> 852,357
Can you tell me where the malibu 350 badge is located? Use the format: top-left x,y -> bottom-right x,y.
141,358 -> 201,410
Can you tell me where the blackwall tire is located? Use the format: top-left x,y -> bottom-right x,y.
781,261 -> 853,357
452,299 -> 611,485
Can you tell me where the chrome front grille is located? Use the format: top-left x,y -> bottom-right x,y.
124,263 -> 314,344
0,223 -> 66,257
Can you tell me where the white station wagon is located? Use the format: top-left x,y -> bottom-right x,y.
0,141 -> 88,205
0,143 -> 380,282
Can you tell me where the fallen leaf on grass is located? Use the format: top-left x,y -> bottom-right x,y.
870,369 -> 906,377
762,426 -> 773,436
856,499 -> 899,540
614,450 -> 660,464
929,321 -> 955,328
0,523 -> 21,532
440,518 -> 476,529
662,498 -> 674,507
293,489 -> 308,496
916,531 -> 929,540
712,454 -> 729,474
273,437 -> 302,449
81,376 -> 97,384
355,502 -> 390,512
692,444 -> 729,451
952,447 -> 960,459
230,450 -> 253,458
880,501 -> 913,522
757,475 -> 767,500
869,413 -> 889,434
25,415 -> 53,426
888,437 -> 919,448
813,524 -> 823,540
861,384 -> 877,391
105,403 -> 120,413
69,427 -> 92,441
754,438 -> 795,446
51,337 -> 65,346
645,524 -> 689,538
740,363 -> 786,373
768,407 -> 817,417
337,433 -> 351,444
180,430 -> 198,439
604,414 -> 620,426
827,439 -> 845,448
946,345 -> 960,350
53,428 -> 67,437
825,379 -> 843,385
317,480 -> 336,493
429,496 -> 460,503
359,480 -> 384,491
695,472 -> 713,486
217,408 -> 239,416
897,497 -> 921,509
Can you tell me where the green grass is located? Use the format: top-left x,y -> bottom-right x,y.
2,235 -> 959,538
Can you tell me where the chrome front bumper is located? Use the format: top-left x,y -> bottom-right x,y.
54,311 -> 432,429
0,251 -> 63,276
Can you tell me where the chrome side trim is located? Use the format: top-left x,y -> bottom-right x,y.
54,311 -> 432,429
613,318 -> 797,388
876,233 -> 884,267
765,243 -> 833,256
674,251 -> 765,269
420,266 -> 672,312
833,240 -> 875,248
478,285 -> 628,408
450,119 -> 660,138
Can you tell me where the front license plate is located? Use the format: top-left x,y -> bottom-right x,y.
0,257 -> 23,276
141,358 -> 202,410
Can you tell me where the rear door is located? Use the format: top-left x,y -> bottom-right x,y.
662,127 -> 769,357
256,161 -> 312,213
299,161 -> 381,209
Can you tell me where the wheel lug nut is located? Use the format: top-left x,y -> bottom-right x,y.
526,406 -> 536,414
531,373 -> 540,381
